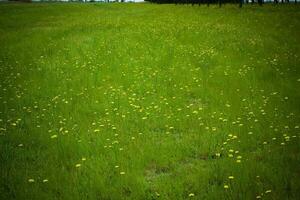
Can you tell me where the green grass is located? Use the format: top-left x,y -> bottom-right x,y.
0,2 -> 300,200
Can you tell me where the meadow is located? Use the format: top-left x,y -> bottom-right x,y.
0,3 -> 300,200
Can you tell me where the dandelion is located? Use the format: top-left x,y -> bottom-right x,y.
189,193 -> 195,197
28,179 -> 35,183
75,163 -> 81,168
50,134 -> 58,139
228,176 -> 234,179
224,184 -> 229,189
120,171 -> 125,175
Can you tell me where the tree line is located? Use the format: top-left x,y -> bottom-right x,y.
145,0 -> 297,7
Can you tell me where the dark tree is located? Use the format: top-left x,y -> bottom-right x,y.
239,0 -> 243,7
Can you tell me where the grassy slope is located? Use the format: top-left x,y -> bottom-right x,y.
0,3 -> 300,200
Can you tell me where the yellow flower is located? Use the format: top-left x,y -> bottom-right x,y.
228,176 -> 234,179
120,171 -> 125,175
43,179 -> 48,183
50,134 -> 58,139
75,164 -> 81,168
224,185 -> 229,189
189,193 -> 195,197
28,179 -> 35,183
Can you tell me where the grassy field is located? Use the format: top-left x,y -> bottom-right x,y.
1,3 -> 300,200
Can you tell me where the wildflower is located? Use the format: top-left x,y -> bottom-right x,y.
43,179 -> 48,183
28,179 -> 35,183
189,193 -> 195,197
224,184 -> 229,189
50,134 -> 58,139
75,164 -> 81,168
228,176 -> 234,179
120,171 -> 125,175
265,190 -> 272,194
